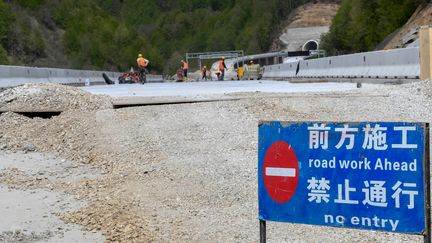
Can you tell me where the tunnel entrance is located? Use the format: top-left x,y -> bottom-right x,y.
302,40 -> 319,51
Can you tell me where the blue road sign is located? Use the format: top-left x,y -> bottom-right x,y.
258,122 -> 427,234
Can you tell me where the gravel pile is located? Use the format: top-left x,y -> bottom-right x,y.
61,202 -> 157,242
0,83 -> 112,112
0,110 -> 108,164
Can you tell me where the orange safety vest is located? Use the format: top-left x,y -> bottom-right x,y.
219,60 -> 225,70
183,62 -> 188,70
137,57 -> 147,68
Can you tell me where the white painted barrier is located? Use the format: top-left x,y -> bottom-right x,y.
0,65 -> 164,88
263,47 -> 420,81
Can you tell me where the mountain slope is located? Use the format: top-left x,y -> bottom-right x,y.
1,0 -> 320,74
271,2 -> 339,51
382,3 -> 432,49
321,0 -> 426,55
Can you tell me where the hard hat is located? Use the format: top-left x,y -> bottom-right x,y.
138,54 -> 142,57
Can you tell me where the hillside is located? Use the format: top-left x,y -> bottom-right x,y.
382,3 -> 432,49
286,2 -> 340,28
321,0 -> 428,55
272,2 -> 340,51
2,0 -> 426,74
0,0 -> 325,74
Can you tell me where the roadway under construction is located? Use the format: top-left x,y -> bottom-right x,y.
0,78 -> 431,242
2,24 -> 432,243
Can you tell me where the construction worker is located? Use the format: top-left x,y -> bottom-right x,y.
218,57 -> 227,81
201,65 -> 207,81
181,60 -> 188,81
136,54 -> 149,83
245,60 -> 259,80
177,65 -> 184,82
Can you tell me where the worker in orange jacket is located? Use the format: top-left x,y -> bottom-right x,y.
136,54 -> 149,81
201,65 -> 207,81
181,60 -> 188,81
218,57 -> 227,81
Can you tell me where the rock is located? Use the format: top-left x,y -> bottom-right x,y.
23,144 -> 36,152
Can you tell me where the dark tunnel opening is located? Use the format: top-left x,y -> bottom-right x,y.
303,40 -> 318,51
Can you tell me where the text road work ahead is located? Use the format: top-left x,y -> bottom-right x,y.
309,157 -> 417,171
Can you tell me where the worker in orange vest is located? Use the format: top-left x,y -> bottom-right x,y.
136,53 -> 149,82
218,57 -> 227,81
181,60 -> 188,81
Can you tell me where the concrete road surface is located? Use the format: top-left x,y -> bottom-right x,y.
81,80 -> 357,98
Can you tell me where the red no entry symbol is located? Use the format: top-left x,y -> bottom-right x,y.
263,141 -> 299,203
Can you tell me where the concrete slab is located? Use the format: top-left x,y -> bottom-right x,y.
82,80 -> 356,97
81,80 -> 357,106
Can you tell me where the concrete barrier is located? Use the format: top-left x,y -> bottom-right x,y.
0,65 -> 164,88
263,47 -> 420,82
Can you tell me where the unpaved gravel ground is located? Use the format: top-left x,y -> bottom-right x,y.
1,81 -> 432,242
0,151 -> 104,242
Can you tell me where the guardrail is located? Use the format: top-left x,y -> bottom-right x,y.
262,47 -> 420,82
0,65 -> 163,88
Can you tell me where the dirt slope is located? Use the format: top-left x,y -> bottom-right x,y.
383,3 -> 432,49
271,2 -> 339,51
287,3 -> 340,28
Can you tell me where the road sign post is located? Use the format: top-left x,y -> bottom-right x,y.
424,123 -> 431,243
258,122 -> 430,242
259,219 -> 266,243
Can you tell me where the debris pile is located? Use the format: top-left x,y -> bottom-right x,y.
0,110 -> 100,163
62,203 -> 157,242
0,83 -> 112,112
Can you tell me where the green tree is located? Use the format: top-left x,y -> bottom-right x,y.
16,0 -> 45,9
322,0 -> 425,55
0,0 -> 13,64
0,0 -> 317,73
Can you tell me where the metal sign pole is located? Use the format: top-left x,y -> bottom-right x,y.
424,123 -> 431,243
260,220 -> 266,243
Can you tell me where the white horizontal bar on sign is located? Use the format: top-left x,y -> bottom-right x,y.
265,167 -> 296,177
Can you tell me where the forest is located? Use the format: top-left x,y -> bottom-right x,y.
0,0 -> 426,74
321,0 -> 428,55
0,0 -> 313,73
